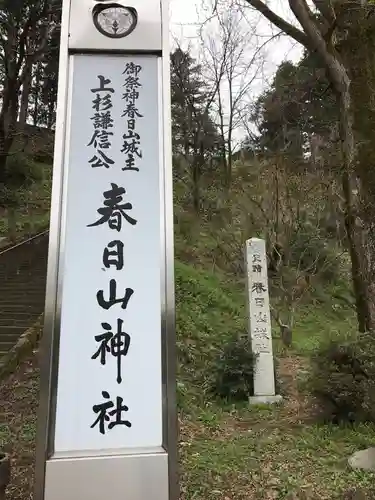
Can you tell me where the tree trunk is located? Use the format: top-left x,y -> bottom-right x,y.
217,92 -> 229,186
19,67 -> 32,128
32,63 -> 42,126
226,137 -> 232,187
342,172 -> 373,331
47,100 -> 55,130
7,208 -> 17,243
0,125 -> 8,184
0,453 -> 10,500
226,72 -> 234,188
339,82 -> 375,331
343,8 -> 375,332
0,79 -> 21,183
192,158 -> 201,213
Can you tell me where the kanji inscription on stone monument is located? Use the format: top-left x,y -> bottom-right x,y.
245,238 -> 282,404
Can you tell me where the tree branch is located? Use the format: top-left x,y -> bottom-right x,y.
311,0 -> 336,26
243,0 -> 311,49
288,0 -> 346,94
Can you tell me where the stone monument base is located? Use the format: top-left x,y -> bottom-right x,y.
249,394 -> 283,405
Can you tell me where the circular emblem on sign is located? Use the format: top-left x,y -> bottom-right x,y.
93,3 -> 138,39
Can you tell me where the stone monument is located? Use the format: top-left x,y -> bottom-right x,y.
245,238 -> 282,404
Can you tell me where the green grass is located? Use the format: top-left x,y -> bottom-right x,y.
181,421 -> 375,499
291,304 -> 357,354
176,259 -> 375,499
0,176 -> 51,241
0,219 -> 371,498
1,158 -> 373,498
176,261 -> 246,407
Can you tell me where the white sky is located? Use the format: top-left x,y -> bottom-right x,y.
169,0 -> 304,144
170,0 -> 303,61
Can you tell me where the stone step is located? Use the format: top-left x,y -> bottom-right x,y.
0,326 -> 27,332
0,279 -> 46,287
0,329 -> 25,336
0,321 -> 38,330
0,341 -> 18,351
0,271 -> 47,279
0,308 -> 44,315
0,319 -> 35,327
0,286 -> 46,291
0,310 -> 41,317
0,335 -> 22,345
0,294 -> 45,300
0,296 -> 44,304
0,233 -> 48,356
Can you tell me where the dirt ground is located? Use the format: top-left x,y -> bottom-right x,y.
0,353 -> 39,500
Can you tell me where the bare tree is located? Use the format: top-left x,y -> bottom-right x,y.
248,156 -> 345,346
200,0 -> 266,188
224,0 -> 375,333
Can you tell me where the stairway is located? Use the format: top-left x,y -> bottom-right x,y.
0,232 -> 48,355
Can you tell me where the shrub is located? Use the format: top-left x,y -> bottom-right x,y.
0,185 -> 25,208
211,335 -> 256,401
288,224 -> 340,283
33,151 -> 53,164
4,153 -> 44,188
308,332 -> 375,423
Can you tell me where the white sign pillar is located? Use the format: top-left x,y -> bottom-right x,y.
34,1 -> 176,500
245,238 -> 281,405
